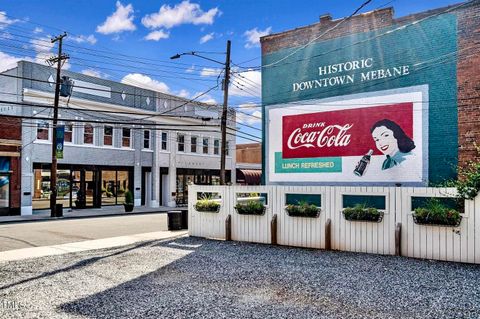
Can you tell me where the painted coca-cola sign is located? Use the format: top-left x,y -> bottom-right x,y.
282,103 -> 413,159
267,86 -> 428,184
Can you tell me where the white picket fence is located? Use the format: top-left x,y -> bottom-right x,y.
188,185 -> 480,264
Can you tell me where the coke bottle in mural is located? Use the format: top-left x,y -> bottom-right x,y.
354,149 -> 373,176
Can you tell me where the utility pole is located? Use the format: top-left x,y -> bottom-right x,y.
47,32 -> 69,217
220,40 -> 231,185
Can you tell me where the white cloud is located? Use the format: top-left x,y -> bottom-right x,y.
185,65 -> 195,73
0,11 -> 19,29
200,67 -> 222,77
0,51 -> 22,72
81,69 -> 109,79
236,109 -> 262,125
244,27 -> 272,48
142,1 -> 220,29
200,32 -> 214,44
144,29 -> 169,41
33,27 -> 43,34
96,1 -> 136,35
230,70 -> 261,97
121,73 -> 170,93
177,89 -> 190,98
29,36 -> 72,69
70,34 -> 97,45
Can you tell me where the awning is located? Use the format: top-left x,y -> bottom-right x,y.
236,169 -> 262,185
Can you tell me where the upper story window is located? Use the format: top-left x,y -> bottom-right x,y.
144,130 -> 151,149
191,136 -> 197,153
161,132 -> 168,150
177,134 -> 185,152
122,128 -> 131,148
37,121 -> 49,140
226,140 -> 230,156
104,125 -> 113,146
203,137 -> 209,154
64,123 -> 73,143
213,139 -> 219,155
84,124 -> 94,144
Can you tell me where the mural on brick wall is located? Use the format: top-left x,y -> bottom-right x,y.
262,12 -> 458,185
267,86 -> 428,184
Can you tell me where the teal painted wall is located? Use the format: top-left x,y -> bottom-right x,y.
262,14 -> 458,185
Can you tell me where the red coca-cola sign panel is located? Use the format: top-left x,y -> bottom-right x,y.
282,103 -> 413,159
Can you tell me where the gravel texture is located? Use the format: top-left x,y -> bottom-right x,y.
0,236 -> 479,318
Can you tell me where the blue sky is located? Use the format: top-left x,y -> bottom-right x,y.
0,0 -> 462,143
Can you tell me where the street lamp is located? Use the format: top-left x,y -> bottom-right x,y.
170,42 -> 231,185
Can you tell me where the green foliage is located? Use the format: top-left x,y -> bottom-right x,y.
448,144 -> 480,200
413,198 -> 462,226
195,195 -> 221,213
286,201 -> 320,218
124,190 -> 134,205
343,204 -> 382,222
235,200 -> 265,215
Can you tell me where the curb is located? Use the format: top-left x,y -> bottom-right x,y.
0,210 -> 176,225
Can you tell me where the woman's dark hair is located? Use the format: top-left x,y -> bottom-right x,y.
370,119 -> 415,153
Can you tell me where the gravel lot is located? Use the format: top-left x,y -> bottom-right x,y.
0,236 -> 479,318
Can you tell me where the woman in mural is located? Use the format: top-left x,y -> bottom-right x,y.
370,119 -> 415,170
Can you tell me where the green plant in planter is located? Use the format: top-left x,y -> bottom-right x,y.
343,204 -> 383,222
286,201 -> 320,218
446,144 -> 480,201
235,200 -> 266,215
412,198 -> 462,227
124,190 -> 134,212
194,194 -> 221,213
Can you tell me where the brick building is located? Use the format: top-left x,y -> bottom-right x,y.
236,143 -> 262,185
261,1 -> 480,186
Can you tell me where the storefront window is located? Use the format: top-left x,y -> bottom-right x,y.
104,125 -> 113,146
37,121 -> 49,140
0,158 -> 10,210
33,168 -> 72,210
84,124 -> 94,144
117,171 -> 129,204
101,170 -> 116,206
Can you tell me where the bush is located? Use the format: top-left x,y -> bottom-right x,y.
343,204 -> 382,222
194,199 -> 220,212
285,201 -> 320,218
235,200 -> 266,215
124,190 -> 134,205
413,198 -> 462,226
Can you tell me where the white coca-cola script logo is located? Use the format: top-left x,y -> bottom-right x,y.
286,124 -> 353,150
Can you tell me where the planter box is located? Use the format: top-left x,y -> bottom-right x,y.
285,206 -> 321,218
235,205 -> 266,216
193,205 -> 220,213
342,210 -> 384,223
412,215 -> 462,227
124,204 -> 134,212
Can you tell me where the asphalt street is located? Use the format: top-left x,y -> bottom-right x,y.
0,214 -> 167,252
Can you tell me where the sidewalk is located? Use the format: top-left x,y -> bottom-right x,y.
0,230 -> 188,262
0,205 -> 185,224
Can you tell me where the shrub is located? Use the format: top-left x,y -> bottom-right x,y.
286,201 -> 320,218
235,200 -> 266,215
124,190 -> 134,205
194,199 -> 221,213
413,198 -> 462,226
343,204 -> 382,222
